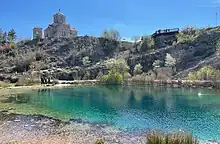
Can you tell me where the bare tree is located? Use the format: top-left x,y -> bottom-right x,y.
101,29 -> 120,41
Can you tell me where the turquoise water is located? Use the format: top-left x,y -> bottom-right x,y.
3,86 -> 220,140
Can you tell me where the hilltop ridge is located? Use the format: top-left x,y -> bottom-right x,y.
1,26 -> 220,83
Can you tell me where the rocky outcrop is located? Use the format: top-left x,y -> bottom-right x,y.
42,36 -> 121,67
1,27 -> 220,82
128,28 -> 220,77
40,64 -> 108,81
0,74 -> 19,83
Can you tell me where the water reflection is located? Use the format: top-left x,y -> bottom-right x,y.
1,86 -> 220,140
1,94 -> 30,104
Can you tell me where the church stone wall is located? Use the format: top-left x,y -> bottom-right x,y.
70,29 -> 77,37
33,27 -> 43,39
44,25 -> 54,38
53,13 -> 66,24
34,11 -> 77,39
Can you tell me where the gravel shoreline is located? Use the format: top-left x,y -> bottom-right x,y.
0,111 -> 219,144
0,111 -> 146,144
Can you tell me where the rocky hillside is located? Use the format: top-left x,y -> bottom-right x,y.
1,26 -> 220,82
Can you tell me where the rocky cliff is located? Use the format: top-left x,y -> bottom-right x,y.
1,27 -> 220,82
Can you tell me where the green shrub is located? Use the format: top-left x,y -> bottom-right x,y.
145,36 -> 155,49
146,131 -> 198,144
134,63 -> 143,75
101,29 -> 120,41
165,53 -> 176,68
187,72 -> 198,81
176,26 -> 201,43
105,57 -> 129,74
187,66 -> 220,80
124,72 -> 132,79
10,42 -> 17,48
140,36 -> 155,52
153,60 -> 162,69
7,29 -> 16,42
95,139 -> 104,144
82,56 -> 91,66
100,72 -> 123,85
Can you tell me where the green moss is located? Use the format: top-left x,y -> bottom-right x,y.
0,99 -> 71,121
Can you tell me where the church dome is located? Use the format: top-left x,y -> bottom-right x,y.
53,10 -> 66,24
54,9 -> 64,16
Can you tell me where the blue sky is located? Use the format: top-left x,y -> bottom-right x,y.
1,0 -> 220,39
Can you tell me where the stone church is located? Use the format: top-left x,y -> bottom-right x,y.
33,11 -> 77,39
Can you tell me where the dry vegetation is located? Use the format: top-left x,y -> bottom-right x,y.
146,131 -> 198,144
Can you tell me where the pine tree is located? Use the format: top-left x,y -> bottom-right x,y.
8,29 -> 16,42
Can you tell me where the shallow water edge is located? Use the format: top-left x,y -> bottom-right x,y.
1,84 -> 220,143
0,110 -> 219,144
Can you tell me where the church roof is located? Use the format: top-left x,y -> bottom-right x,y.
33,27 -> 42,30
65,24 -> 70,28
54,11 -> 64,16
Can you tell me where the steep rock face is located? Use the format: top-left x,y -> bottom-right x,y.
42,36 -> 120,67
40,65 -> 109,81
16,36 -> 124,68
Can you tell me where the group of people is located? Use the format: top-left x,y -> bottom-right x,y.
155,28 -> 179,35
40,72 -> 52,84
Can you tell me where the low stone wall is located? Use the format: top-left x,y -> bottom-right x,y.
128,79 -> 220,89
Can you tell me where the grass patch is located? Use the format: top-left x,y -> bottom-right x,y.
0,81 -> 13,88
187,66 -> 220,81
146,131 -> 198,144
